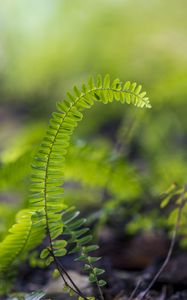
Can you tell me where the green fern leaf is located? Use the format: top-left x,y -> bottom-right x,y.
0,74 -> 150,295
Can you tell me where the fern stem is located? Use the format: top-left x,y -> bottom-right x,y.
56,257 -> 88,299
48,248 -> 88,299
97,283 -> 105,300
85,258 -> 105,300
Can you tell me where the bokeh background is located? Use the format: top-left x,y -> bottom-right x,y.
0,0 -> 187,240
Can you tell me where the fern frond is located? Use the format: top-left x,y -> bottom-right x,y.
0,210 -> 45,292
34,74 -> 150,294
61,207 -> 106,287
0,74 -> 150,295
35,74 -> 150,251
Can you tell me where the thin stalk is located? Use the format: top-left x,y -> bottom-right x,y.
86,259 -> 105,300
97,283 -> 105,300
138,193 -> 186,300
48,248 -> 88,299
56,256 -> 88,299
128,278 -> 141,300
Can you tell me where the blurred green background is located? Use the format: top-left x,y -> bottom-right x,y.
0,0 -> 187,238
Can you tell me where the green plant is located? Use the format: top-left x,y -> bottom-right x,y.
129,184 -> 187,300
0,74 -> 150,298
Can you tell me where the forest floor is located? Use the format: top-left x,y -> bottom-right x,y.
8,227 -> 187,300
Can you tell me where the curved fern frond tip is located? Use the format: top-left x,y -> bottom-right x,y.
32,76 -> 150,218
0,74 -> 151,294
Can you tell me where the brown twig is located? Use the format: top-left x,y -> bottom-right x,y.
128,278 -> 142,300
136,188 -> 186,300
